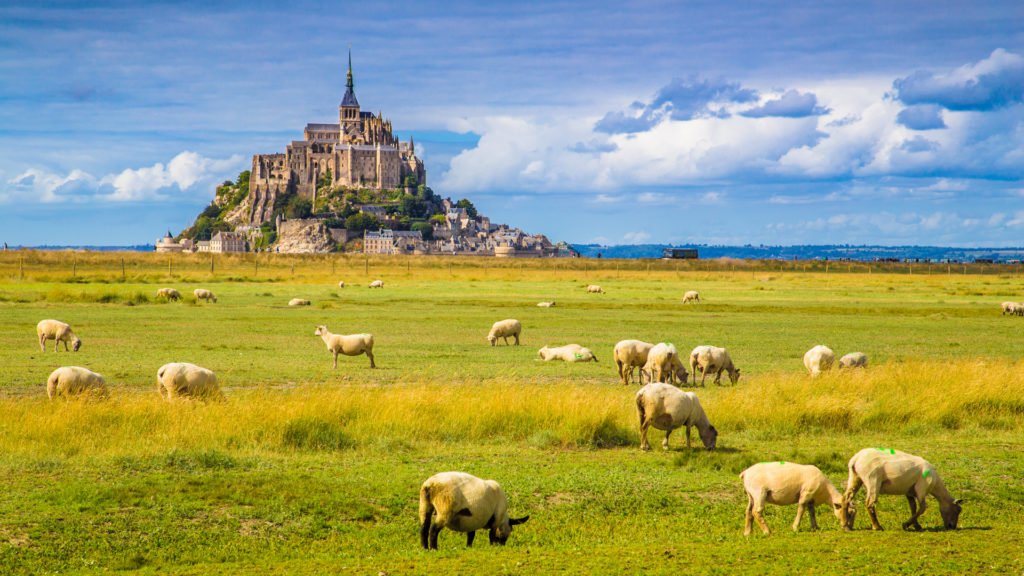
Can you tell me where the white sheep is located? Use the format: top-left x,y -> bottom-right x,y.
843,447 -> 962,531
369,280 -> 384,288
635,382 -> 718,451
419,471 -> 530,550
641,343 -> 687,385
46,366 -> 108,400
337,281 -> 346,288
314,325 -> 376,368
193,288 -> 217,303
1001,301 -> 1015,315
838,352 -> 868,369
36,319 -> 82,352
613,339 -> 655,385
156,288 -> 181,301
537,344 -> 598,363
586,284 -> 605,294
536,301 -> 556,308
156,362 -> 223,401
803,345 -> 835,377
682,290 -> 701,304
288,298 -> 311,307
740,462 -> 852,535
487,319 -> 522,346
689,345 -> 741,386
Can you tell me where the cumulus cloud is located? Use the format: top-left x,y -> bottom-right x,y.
899,136 -> 940,153
896,104 -> 946,130
740,90 -> 829,118
893,48 -> 1024,111
1,151 -> 244,204
595,76 -> 759,133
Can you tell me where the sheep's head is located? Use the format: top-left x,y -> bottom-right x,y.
487,334 -> 497,345
728,368 -> 741,385
314,325 -> 327,336
537,347 -> 548,359
72,337 -> 82,352
700,425 -> 718,450
837,500 -> 856,530
940,499 -> 963,529
489,515 -> 529,545
673,365 -> 689,382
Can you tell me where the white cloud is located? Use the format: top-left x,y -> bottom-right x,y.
622,231 -> 652,244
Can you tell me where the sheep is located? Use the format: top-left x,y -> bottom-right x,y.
288,298 -> 311,307
36,319 -> 82,352
537,344 -> 598,363
613,339 -> 655,385
369,280 -> 384,288
156,362 -> 223,401
46,366 -> 108,400
536,301 -> 556,308
1001,301 -> 1015,315
487,319 -> 521,346
586,284 -> 605,294
337,281 -> 346,288
803,345 -> 835,377
682,290 -> 701,304
419,471 -> 530,550
635,382 -> 718,451
1016,303 -> 1024,317
740,462 -> 852,535
156,288 -> 181,301
640,343 -> 687,385
838,352 -> 868,369
314,325 -> 375,368
843,447 -> 962,531
194,288 -> 217,303
689,345 -> 741,386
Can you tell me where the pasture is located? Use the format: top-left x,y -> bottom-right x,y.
0,252 -> 1022,574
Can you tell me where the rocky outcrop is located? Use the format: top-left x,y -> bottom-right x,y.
274,219 -> 336,253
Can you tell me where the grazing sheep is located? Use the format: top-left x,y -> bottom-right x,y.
369,280 -> 384,288
682,290 -> 701,304
193,288 -> 217,303
46,366 -> 108,400
613,339 -> 655,385
156,362 -> 223,401
36,319 -> 82,352
838,352 -> 868,369
536,301 -> 556,308
635,382 -> 718,451
740,462 -> 852,535
586,284 -> 605,294
288,298 -> 311,307
537,344 -> 598,363
487,319 -> 522,346
1016,303 -> 1024,317
156,288 -> 181,301
419,471 -> 530,550
803,345 -> 835,377
641,343 -> 687,385
314,325 -> 375,368
689,345 -> 741,386
1001,301 -> 1015,315
337,281 -> 346,288
843,447 -> 962,531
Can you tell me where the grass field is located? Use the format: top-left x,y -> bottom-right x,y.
1,253 -> 1023,574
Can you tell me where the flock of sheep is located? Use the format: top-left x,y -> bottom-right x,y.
30,281 -> 965,549
1001,301 -> 1024,316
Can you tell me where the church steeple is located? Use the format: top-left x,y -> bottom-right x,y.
346,50 -> 354,92
340,49 -> 360,124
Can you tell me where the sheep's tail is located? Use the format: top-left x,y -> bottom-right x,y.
635,393 -> 646,427
419,484 -> 434,548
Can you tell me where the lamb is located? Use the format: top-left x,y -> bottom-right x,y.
536,301 -> 556,308
537,344 -> 598,363
803,345 -> 835,377
36,319 -> 82,352
586,284 -> 605,294
193,288 -> 217,303
682,290 -> 701,304
487,319 -> 521,346
635,382 -> 718,451
156,362 -> 223,401
613,339 -> 655,385
337,281 -> 346,288
843,447 -> 962,531
369,280 -> 384,288
641,343 -> 687,385
838,352 -> 868,369
689,345 -> 741,386
314,325 -> 376,368
740,462 -> 852,535
419,471 -> 530,550
156,288 -> 181,301
46,366 -> 108,400
288,298 -> 311,307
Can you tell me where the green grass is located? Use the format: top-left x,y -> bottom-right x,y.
0,257 -> 1023,574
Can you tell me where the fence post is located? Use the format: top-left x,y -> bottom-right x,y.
19,255 -> 24,280
210,254 -> 214,274
254,254 -> 259,277
73,256 -> 77,277
168,256 -> 172,276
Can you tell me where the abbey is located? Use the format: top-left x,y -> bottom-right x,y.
246,53 -> 425,223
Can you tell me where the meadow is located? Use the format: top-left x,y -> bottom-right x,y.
0,252 -> 1022,574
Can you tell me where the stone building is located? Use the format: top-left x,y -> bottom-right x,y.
364,229 -> 423,255
209,231 -> 247,253
244,52 -> 425,226
155,231 -> 184,253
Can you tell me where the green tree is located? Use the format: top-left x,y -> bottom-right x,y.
345,213 -> 380,233
411,221 -> 433,240
456,198 -> 478,219
429,214 -> 447,225
400,195 -> 426,218
403,174 -> 418,188
285,197 -> 312,219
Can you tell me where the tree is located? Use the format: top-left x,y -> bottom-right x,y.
456,198 -> 478,219
345,213 -> 380,233
411,221 -> 433,240
429,214 -> 447,225
285,196 -> 312,219
403,174 -> 418,188
201,202 -> 221,219
400,195 -> 426,218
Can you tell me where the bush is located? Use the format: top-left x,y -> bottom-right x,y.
345,213 -> 380,233
285,197 -> 312,219
411,222 -> 433,240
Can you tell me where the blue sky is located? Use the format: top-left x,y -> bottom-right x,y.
2,0 -> 1023,246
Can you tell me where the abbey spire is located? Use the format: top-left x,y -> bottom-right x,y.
340,49 -> 360,123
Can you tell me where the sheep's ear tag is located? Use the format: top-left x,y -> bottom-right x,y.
922,469 -> 931,478
575,353 -> 583,359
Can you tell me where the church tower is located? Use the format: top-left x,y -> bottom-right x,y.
339,50 -> 361,129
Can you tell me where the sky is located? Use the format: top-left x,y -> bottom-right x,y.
1,0 -> 1023,247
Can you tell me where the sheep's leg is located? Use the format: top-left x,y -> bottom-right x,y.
807,503 -> 818,530
513,333 -> 519,346
744,494 -> 755,536
700,370 -> 708,387
39,335 -> 46,352
714,369 -> 723,385
865,488 -> 883,531
902,490 -> 926,531
503,336 -> 509,346
428,524 -> 442,550
63,339 -> 69,352
332,351 -> 338,369
842,473 -> 862,529
685,425 -> 692,449
639,418 -> 651,451
662,429 -> 672,450
792,500 -> 806,531
753,496 -> 771,535
367,350 -> 376,369
420,517 -> 432,549
466,531 -> 475,547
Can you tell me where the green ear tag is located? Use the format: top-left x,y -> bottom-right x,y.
574,353 -> 583,359
922,469 -> 931,478
876,447 -> 895,455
